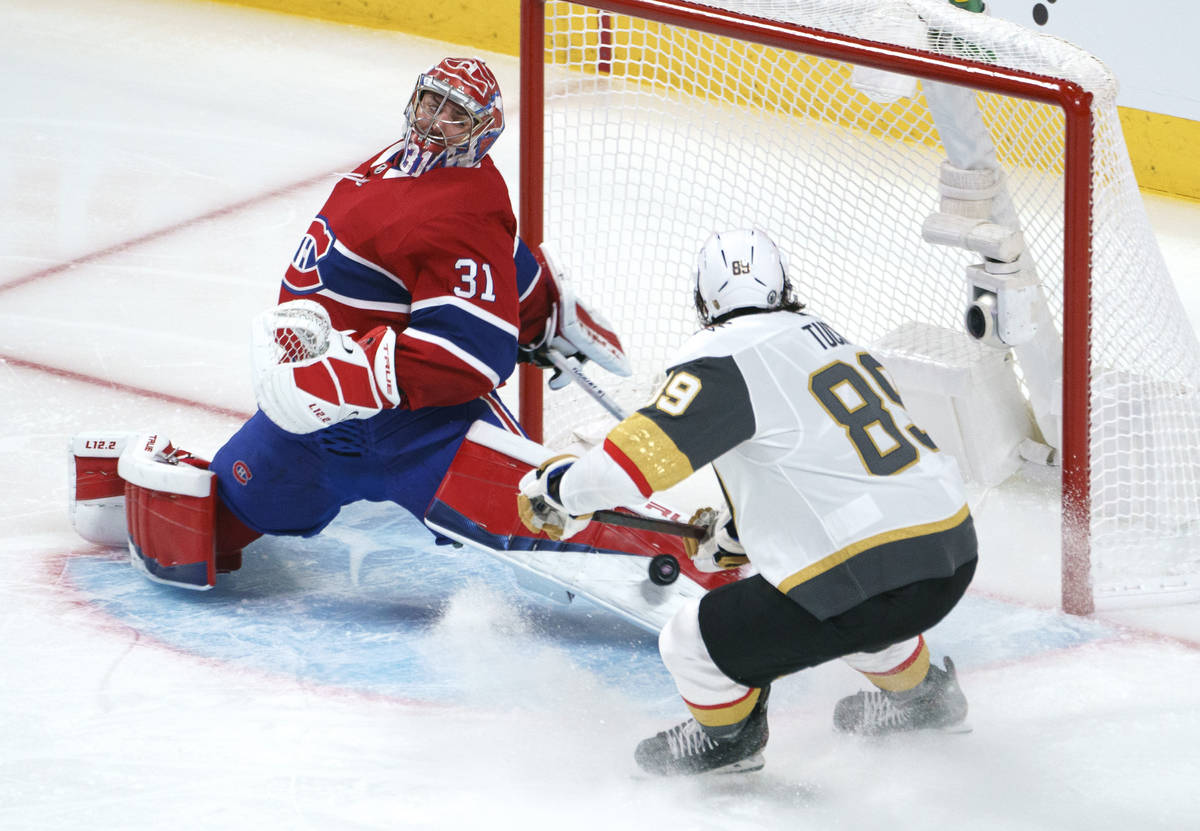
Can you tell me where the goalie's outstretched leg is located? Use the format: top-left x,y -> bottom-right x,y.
70,431 -> 261,589
208,396 -> 523,546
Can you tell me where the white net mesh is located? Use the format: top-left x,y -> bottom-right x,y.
529,0 -> 1200,607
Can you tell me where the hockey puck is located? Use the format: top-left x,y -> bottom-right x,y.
648,554 -> 680,585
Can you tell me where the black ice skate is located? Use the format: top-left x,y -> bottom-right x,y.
634,688 -> 769,776
833,656 -> 968,736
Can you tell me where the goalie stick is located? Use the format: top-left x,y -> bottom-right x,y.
544,347 -> 629,421
540,349 -> 713,544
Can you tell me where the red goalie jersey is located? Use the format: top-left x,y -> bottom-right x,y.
278,143 -> 553,410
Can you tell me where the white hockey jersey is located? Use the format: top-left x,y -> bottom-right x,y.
559,309 -> 976,619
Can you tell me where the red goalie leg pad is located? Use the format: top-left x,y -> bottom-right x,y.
124,472 -> 258,584
70,433 -> 134,546
426,423 -> 739,593
119,433 -> 231,590
126,476 -> 219,589
75,454 -> 123,501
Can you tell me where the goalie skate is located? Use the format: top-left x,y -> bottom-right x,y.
834,657 -> 969,736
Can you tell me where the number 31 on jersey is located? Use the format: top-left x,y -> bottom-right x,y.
453,258 -> 497,302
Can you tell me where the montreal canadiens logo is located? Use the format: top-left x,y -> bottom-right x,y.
283,216 -> 334,293
232,460 -> 253,485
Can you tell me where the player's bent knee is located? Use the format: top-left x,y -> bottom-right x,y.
658,598 -> 707,679
659,597 -> 751,705
118,433 -> 225,590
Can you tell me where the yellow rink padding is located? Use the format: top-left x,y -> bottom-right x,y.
545,7 -> 1199,198
213,0 -> 1198,199
213,0 -> 520,52
547,9 -> 938,145
1119,108 -> 1200,200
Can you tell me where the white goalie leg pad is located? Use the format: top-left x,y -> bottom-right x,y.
119,432 -> 219,590
69,432 -> 133,546
659,598 -> 750,707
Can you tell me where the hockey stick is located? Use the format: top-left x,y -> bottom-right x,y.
544,348 -> 629,420
541,351 -> 713,543
592,509 -> 709,540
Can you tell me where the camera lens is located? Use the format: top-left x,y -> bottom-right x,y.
965,303 -> 988,339
965,292 -> 996,341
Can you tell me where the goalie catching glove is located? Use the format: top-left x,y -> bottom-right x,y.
684,506 -> 749,573
521,243 -> 632,390
516,455 -> 593,541
251,300 -> 403,434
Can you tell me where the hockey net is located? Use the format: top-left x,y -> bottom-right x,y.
517,0 -> 1200,613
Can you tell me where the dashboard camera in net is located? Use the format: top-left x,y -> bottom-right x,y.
963,260 -> 1038,348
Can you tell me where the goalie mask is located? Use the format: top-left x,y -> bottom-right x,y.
395,57 -> 505,176
694,229 -> 800,326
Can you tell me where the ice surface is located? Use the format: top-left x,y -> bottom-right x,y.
1,1 -> 1198,828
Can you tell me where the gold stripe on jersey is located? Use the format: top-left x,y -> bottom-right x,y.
607,412 -> 695,492
777,504 -> 972,595
685,687 -> 763,730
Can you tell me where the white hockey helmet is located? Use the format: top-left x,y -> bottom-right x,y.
694,229 -> 798,326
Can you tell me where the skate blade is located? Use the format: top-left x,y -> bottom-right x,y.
709,753 -> 766,775
937,719 -> 973,734
843,719 -> 974,738
630,753 -> 766,780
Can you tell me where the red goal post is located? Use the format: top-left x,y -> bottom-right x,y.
517,0 -> 1200,615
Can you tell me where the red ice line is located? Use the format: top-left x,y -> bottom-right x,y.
0,170 -> 335,296
0,353 -> 251,421
968,586 -> 1200,653
0,169 -> 338,415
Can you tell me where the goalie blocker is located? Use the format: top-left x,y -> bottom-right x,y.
70,432 -> 256,589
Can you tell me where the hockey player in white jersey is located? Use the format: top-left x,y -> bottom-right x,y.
518,229 -> 978,776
